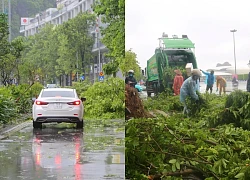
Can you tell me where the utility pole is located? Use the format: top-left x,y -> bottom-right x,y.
8,0 -> 11,42
2,0 -> 4,13
230,29 -> 237,75
98,31 -> 101,74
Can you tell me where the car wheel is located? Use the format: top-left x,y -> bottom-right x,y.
33,121 -> 42,129
76,121 -> 84,129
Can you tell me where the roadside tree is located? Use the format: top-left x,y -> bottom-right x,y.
93,0 -> 125,77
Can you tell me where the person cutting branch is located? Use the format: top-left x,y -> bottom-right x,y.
180,69 -> 201,115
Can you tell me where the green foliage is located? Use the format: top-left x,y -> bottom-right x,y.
72,80 -> 92,96
215,90 -> 250,130
225,90 -> 249,109
102,60 -> 119,77
57,13 -> 96,76
185,92 -> 209,117
120,50 -> 141,80
0,94 -> 17,124
0,13 -> 12,85
126,91 -> 250,179
82,77 -> 124,119
0,82 -> 43,123
93,0 -> 125,75
0,13 -> 25,85
144,92 -> 183,112
126,117 -> 250,179
20,13 -> 95,85
5,82 -> 43,113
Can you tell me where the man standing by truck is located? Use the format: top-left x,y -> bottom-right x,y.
200,69 -> 215,93
172,69 -> 184,95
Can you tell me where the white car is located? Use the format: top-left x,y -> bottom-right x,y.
32,88 -> 86,129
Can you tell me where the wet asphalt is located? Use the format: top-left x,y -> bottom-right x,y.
0,120 -> 125,180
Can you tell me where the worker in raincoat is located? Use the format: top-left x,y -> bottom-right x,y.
195,77 -> 201,92
172,69 -> 184,95
180,69 -> 201,114
216,76 -> 227,95
125,70 -> 137,88
200,69 -> 215,93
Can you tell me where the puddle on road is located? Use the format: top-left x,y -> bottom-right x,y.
0,119 -> 125,180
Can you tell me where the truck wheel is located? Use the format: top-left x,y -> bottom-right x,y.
76,121 -> 84,129
33,121 -> 42,129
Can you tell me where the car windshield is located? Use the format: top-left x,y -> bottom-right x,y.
47,84 -> 58,88
41,91 -> 75,98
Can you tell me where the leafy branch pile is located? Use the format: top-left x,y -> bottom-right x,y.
71,80 -> 92,96
0,82 -> 43,124
0,94 -> 17,124
126,90 -> 250,179
81,77 -> 124,119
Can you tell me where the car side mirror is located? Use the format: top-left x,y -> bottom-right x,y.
81,97 -> 86,102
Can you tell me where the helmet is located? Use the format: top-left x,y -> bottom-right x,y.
128,70 -> 134,73
191,69 -> 201,77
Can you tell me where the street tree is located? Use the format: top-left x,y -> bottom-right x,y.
93,0 -> 125,77
56,12 -> 96,84
20,35 -> 42,84
121,50 -> 141,80
20,25 -> 60,84
10,36 -> 25,84
0,13 -> 24,85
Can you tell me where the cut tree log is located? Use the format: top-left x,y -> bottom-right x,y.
125,84 -> 154,120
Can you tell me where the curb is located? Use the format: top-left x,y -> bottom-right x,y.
0,120 -> 32,140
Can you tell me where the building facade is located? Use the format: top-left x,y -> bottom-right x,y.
19,0 -> 109,84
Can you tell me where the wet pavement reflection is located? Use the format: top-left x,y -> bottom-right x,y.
0,119 -> 125,180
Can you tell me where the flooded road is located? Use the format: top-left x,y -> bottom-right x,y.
0,119 -> 125,180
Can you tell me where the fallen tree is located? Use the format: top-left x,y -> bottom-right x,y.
125,84 -> 153,120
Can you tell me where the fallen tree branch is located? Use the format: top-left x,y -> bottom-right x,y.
149,169 -> 199,179
134,150 -> 213,165
165,125 -> 185,144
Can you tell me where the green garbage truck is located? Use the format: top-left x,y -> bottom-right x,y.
145,34 -> 198,96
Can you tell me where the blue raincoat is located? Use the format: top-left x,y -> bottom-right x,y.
201,70 -> 215,86
180,76 -> 199,103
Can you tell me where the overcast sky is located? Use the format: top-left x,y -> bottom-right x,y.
125,0 -> 250,71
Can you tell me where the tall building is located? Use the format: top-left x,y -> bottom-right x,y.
19,0 -> 109,84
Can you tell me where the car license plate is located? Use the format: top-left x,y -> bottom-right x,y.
54,103 -> 62,109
